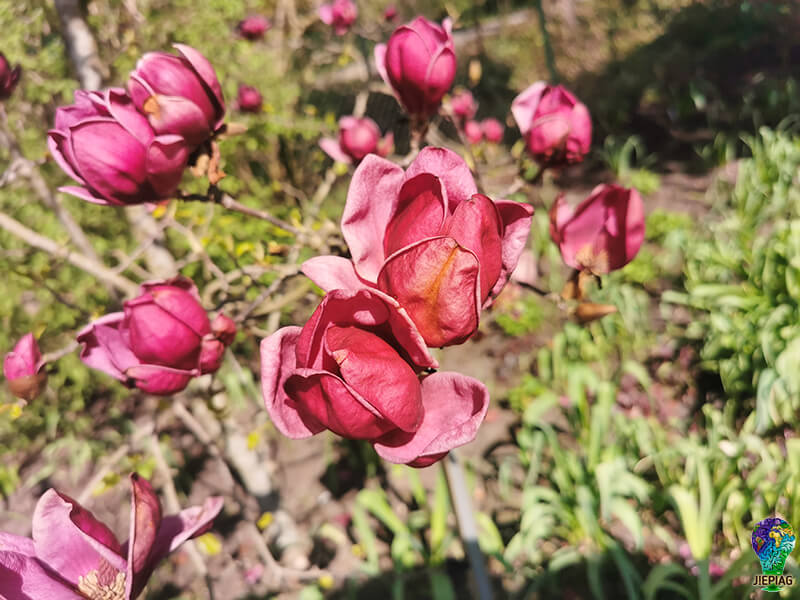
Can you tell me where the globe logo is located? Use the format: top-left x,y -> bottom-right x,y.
752,517 -> 796,591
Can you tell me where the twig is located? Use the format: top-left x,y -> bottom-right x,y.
41,340 -> 79,364
0,211 -> 139,296
443,451 -> 493,600
53,0 -> 104,89
149,432 -> 215,600
218,194 -> 302,237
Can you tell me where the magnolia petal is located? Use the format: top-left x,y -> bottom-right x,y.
32,490 -> 126,587
145,134 -> 190,199
487,199 -> 535,303
173,44 -> 225,128
403,147 -> 478,211
125,364 -> 196,395
0,532 -> 35,556
301,256 -> 368,292
373,371 -> 490,465
285,370 -> 396,439
260,326 -> 325,438
324,326 -> 423,432
0,550 -> 82,599
383,173 -> 448,257
57,185 -> 116,206
510,81 -> 548,136
373,44 -> 390,88
144,95 -> 211,147
318,137 -> 352,164
377,237 -> 480,348
124,474 -> 162,600
77,312 -> 140,383
341,154 -> 405,282
3,333 -> 42,379
127,495 -> 223,600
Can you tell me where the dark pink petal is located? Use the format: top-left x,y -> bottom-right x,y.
199,338 -> 225,374
324,325 -> 423,432
341,155 -> 405,282
568,102 -> 592,158
47,129 -> 85,184
32,490 -> 126,587
294,289 -> 436,372
510,81 -> 548,136
127,474 -> 162,578
463,120 -> 483,144
174,44 -> 225,127
69,118 -> 148,203
210,313 -> 237,346
127,495 -> 223,600
376,131 -> 394,157
301,256 -> 369,292
260,326 -> 326,438
373,371 -> 490,465
104,88 -> 155,144
0,550 -> 82,599
142,95 -> 211,146
77,312 -> 140,383
383,173 -> 448,256
319,137 -> 352,164
3,333 -> 42,379
285,370 -> 396,439
442,194 -> 503,301
404,147 -> 477,212
125,364 -> 196,395
145,134 -> 190,198
377,237 -> 480,348
487,199 -> 535,302
339,117 -> 380,161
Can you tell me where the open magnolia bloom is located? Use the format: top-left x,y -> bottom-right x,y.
0,473 -> 223,599
261,288 -> 490,467
302,147 -> 533,347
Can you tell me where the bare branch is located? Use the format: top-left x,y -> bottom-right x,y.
0,211 -> 139,296
53,0 -> 104,89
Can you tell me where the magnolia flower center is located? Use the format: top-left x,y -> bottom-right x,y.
142,95 -> 161,119
77,570 -> 126,600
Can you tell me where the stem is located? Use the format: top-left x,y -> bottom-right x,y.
442,451 -> 493,600
697,558 -> 711,600
0,211 -> 139,296
533,0 -> 559,83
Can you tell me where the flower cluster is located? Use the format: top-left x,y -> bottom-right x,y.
48,45 -> 224,206
77,276 -> 236,395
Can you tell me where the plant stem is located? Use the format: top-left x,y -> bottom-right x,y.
697,558 -> 712,600
442,451 -> 493,600
533,0 -> 559,83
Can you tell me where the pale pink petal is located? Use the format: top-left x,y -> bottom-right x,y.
58,185 -> 116,206
372,372 -> 490,465
32,490 -> 126,587
0,532 -> 35,556
341,154 -> 405,282
403,147 -> 477,211
374,44 -> 390,88
487,199 -> 535,302
319,137 -> 353,164
318,4 -> 334,24
77,312 -> 139,382
511,81 -> 548,136
260,326 -> 326,438
301,256 -> 369,292
0,550 -> 82,599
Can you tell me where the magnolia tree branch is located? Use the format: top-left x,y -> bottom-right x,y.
0,211 -> 140,296
53,0 -> 104,89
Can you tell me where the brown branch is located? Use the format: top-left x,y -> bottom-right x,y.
217,194 -> 302,237
53,0 -> 104,89
0,211 -> 139,296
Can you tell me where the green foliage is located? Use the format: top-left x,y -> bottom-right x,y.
599,135 -> 661,195
678,127 -> 800,428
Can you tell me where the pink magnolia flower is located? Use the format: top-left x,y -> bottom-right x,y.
384,5 -> 397,21
463,120 -> 483,144
260,288 -> 489,466
511,81 -> 591,166
236,85 -> 262,113
319,116 -> 393,164
318,0 -> 358,35
3,333 -> 46,401
77,276 -> 235,395
0,52 -> 20,100
302,147 -> 534,347
0,473 -> 222,599
128,44 -> 225,147
375,17 -> 456,120
48,88 -> 190,206
237,15 -> 271,40
550,184 -> 645,274
482,118 -> 504,143
451,90 -> 477,121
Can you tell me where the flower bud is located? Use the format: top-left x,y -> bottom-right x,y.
237,15 -> 271,40
451,90 -> 477,121
3,334 -> 46,401
319,116 -> 393,164
319,0 -> 357,35
0,53 -> 21,100
463,120 -> 483,144
375,17 -> 456,120
511,82 -> 591,166
481,118 -> 504,143
236,85 -> 262,113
